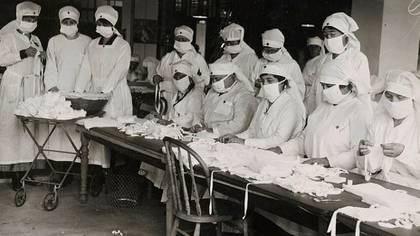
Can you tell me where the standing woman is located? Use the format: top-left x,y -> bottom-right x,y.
0,1 -> 44,189
75,5 -> 132,118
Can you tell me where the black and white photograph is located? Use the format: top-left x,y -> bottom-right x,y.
0,0 -> 420,235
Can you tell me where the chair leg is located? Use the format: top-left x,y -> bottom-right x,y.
193,223 -> 201,236
171,218 -> 179,236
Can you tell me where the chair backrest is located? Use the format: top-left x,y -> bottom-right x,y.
163,137 -> 212,217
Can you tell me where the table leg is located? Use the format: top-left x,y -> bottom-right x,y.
80,133 -> 90,203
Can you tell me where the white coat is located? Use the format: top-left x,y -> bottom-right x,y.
75,35 -> 133,118
44,33 -> 91,92
302,55 -> 323,99
360,113 -> 420,189
167,87 -> 204,128
43,33 -> 93,164
202,83 -> 257,136
280,95 -> 372,170
305,49 -> 370,114
216,45 -> 258,86
0,30 -> 44,166
251,57 -> 305,99
238,91 -> 306,149
155,49 -> 209,110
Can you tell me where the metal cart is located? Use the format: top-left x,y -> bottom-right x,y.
14,115 -> 82,211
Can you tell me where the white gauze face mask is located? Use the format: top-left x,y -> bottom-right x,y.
325,34 -> 347,54
322,84 -> 349,105
383,97 -> 414,120
96,26 -> 113,38
224,42 -> 242,54
60,24 -> 78,37
174,75 -> 190,93
174,41 -> 192,54
262,48 -> 283,62
212,74 -> 232,93
19,20 -> 37,33
262,80 -> 285,103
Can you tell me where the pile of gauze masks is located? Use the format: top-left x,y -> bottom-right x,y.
15,92 -> 86,120
120,120 -> 183,140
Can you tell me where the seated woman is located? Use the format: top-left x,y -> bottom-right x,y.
158,60 -> 204,129
219,64 -> 306,149
191,62 -> 257,136
358,70 -> 420,189
273,60 -> 372,170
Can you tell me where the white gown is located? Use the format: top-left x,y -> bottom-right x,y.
166,87 -> 204,128
202,83 -> 257,136
251,56 -> 305,99
155,49 -> 209,110
302,55 -> 323,101
280,95 -> 372,170
0,30 -> 43,168
43,33 -> 93,164
359,113 -> 420,189
75,35 -> 133,118
305,49 -> 371,114
238,91 -> 306,149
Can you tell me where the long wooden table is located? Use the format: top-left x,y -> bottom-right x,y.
77,126 -> 420,236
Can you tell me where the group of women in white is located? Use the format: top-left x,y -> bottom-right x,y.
0,1 -> 418,195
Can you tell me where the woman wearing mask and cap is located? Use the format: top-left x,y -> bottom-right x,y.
153,25 -> 209,112
357,70 -> 420,189
215,23 -> 258,85
75,5 -> 132,118
191,62 -> 257,136
305,12 -> 371,114
219,64 -> 306,149
0,1 -> 45,189
273,60 -> 372,170
251,28 -> 305,99
45,6 -> 91,93
302,36 -> 324,100
43,6 -> 92,173
157,60 -> 204,129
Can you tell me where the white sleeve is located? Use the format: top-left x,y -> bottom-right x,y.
44,38 -> 58,91
74,52 -> 92,92
0,35 -> 22,67
102,43 -> 131,93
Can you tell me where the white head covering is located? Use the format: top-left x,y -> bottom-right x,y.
59,6 -> 80,23
262,29 -> 284,48
16,1 -> 41,22
220,23 -> 244,41
307,36 -> 323,47
209,62 -> 254,92
174,25 -> 194,42
322,12 -> 360,50
142,57 -> 160,84
130,55 -> 139,63
95,5 -> 118,26
172,60 -> 193,77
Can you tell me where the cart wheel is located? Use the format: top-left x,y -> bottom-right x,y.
14,188 -> 26,207
89,175 -> 103,197
43,192 -> 59,211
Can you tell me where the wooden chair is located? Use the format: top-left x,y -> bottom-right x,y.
163,137 -> 249,236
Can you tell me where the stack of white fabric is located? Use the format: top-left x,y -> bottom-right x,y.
15,92 -> 86,120
120,120 -> 184,139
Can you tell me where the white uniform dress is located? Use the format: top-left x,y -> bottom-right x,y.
155,49 -> 209,109
75,35 -> 133,118
302,55 -> 323,99
75,35 -> 133,168
280,95 -> 372,170
216,43 -> 258,86
0,30 -> 44,171
43,33 -> 91,163
238,91 -> 306,149
251,55 -> 305,99
305,49 -> 370,114
167,87 -> 204,128
202,83 -> 257,136
359,113 -> 420,189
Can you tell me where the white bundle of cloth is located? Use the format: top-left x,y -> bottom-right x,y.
78,115 -> 138,130
120,120 -> 183,139
15,92 -> 86,120
64,92 -> 109,100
